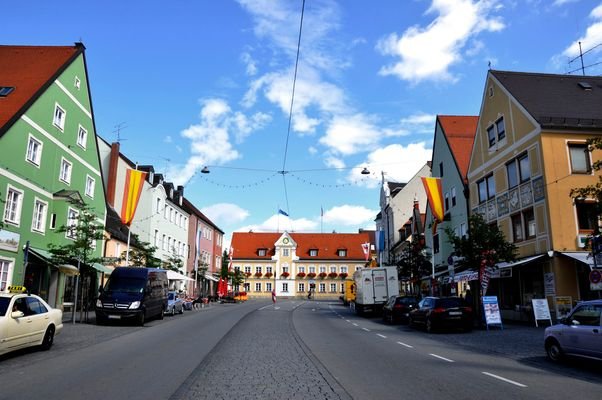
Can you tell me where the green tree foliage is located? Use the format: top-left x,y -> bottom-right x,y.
221,249 -> 229,278
229,269 -> 245,287
445,213 -> 517,274
396,236 -> 432,281
48,200 -> 105,268
163,248 -> 184,272
122,235 -> 161,268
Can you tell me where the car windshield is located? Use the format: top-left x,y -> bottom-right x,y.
168,293 -> 176,300
437,298 -> 466,308
104,277 -> 146,294
0,297 -> 9,317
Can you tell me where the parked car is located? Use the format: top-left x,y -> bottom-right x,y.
544,300 -> 602,362
382,295 -> 420,324
409,296 -> 473,333
0,287 -> 63,356
166,292 -> 184,315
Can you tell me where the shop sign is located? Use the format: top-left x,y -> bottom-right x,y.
532,299 -> 552,327
554,296 -> 572,320
544,272 -> 556,296
482,296 -> 502,330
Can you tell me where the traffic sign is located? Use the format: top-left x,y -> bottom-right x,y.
590,269 -> 602,284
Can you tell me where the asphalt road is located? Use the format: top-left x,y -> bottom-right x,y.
0,300 -> 600,400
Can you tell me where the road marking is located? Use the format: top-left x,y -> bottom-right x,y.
258,305 -> 272,310
345,319 -> 351,323
482,372 -> 527,388
274,306 -> 280,310
377,334 -> 387,339
429,354 -> 454,363
397,341 -> 413,348
362,328 -> 371,332
352,323 -> 358,326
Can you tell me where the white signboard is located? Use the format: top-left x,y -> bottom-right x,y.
482,296 -> 503,329
532,299 -> 552,327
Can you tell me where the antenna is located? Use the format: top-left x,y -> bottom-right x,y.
567,42 -> 602,75
113,122 -> 128,143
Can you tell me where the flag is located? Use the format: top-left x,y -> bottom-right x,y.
278,209 -> 289,217
120,169 -> 147,226
272,288 -> 276,303
228,247 -> 233,272
421,177 -> 444,232
361,242 -> 370,261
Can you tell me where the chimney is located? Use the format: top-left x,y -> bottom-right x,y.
107,142 -> 120,207
177,185 -> 184,196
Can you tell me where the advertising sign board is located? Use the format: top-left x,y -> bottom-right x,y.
482,296 -> 503,330
532,299 -> 552,327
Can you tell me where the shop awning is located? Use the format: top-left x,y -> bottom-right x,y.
560,252 -> 595,269
58,264 -> 79,276
29,247 -> 55,262
166,270 -> 194,281
92,263 -> 113,275
204,273 -> 219,282
496,254 -> 545,269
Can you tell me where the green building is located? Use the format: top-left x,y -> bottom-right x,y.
0,44 -> 107,309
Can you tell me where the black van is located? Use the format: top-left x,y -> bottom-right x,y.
95,267 -> 168,325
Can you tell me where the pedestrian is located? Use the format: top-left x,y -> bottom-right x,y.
464,289 -> 473,307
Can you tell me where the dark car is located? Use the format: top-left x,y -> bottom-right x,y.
544,300 -> 602,362
382,295 -> 420,324
409,296 -> 473,333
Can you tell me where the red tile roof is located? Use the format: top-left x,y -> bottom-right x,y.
231,232 -> 372,261
437,115 -> 478,181
0,44 -> 82,135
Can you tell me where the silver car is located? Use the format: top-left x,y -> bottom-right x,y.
544,300 -> 602,362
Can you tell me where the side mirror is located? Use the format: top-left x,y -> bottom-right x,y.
570,319 -> 581,326
11,310 -> 24,319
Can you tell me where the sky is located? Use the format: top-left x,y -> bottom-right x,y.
4,0 -> 602,248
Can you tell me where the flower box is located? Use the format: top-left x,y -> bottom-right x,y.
306,272 -> 316,278
339,272 -> 348,279
264,272 -> 273,278
318,272 -> 327,279
297,272 -> 306,278
328,272 -> 338,278
244,272 -> 252,278
281,272 -> 290,278
254,272 -> 263,278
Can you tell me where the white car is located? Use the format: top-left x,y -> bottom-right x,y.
0,287 -> 63,356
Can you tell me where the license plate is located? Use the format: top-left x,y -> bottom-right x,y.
108,315 -> 121,319
449,311 -> 462,316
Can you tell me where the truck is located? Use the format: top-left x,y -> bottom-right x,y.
352,266 -> 399,315
341,278 -> 356,306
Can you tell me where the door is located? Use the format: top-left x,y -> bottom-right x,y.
372,269 -> 388,303
25,297 -> 50,344
564,304 -> 602,358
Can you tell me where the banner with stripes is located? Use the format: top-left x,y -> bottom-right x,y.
120,169 -> 147,226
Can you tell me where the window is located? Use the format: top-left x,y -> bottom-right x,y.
330,283 -> 337,293
244,266 -> 251,274
85,176 -> 95,198
0,86 -> 15,97
77,126 -> 87,149
511,214 -> 523,242
162,234 -> 166,250
74,77 -> 81,89
570,305 -> 601,326
53,104 -> 66,131
59,158 -> 72,184
282,283 -> 288,292
283,265 -> 289,273
282,248 -> 290,257
0,260 -> 11,291
319,283 -> 325,293
309,249 -> 318,257
524,209 -> 536,239
341,283 -> 345,293
477,174 -> 495,203
50,213 -> 57,229
255,283 -> 262,292
115,243 -> 121,258
298,283 -> 305,292
258,249 -> 267,256
340,266 -> 347,273
518,154 -> 530,183
460,223 -> 467,238
31,199 -> 47,233
154,230 -> 159,247
439,162 -> 444,177
298,266 -> 305,273
487,125 -> 496,147
506,160 -> 518,189
309,266 -> 316,273
337,249 -> 347,257
169,208 -> 173,223
444,192 -> 450,212
266,266 -> 272,273
156,198 -> 161,214
433,234 -> 439,254
576,200 -> 598,231
255,266 -> 262,274
66,208 -> 78,239
26,135 -> 42,166
164,205 -> 168,219
569,143 -> 591,174
266,282 -> 272,292
319,266 -> 326,273
329,266 -> 336,273
3,186 -> 23,225
487,117 -> 506,147
451,187 -> 457,207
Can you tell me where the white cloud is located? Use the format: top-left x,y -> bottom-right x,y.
398,112 -> 437,135
324,154 -> 345,169
164,135 -> 173,143
349,142 -> 432,188
168,98 -> 270,185
553,0 -> 579,6
241,52 -> 258,76
561,4 -> 602,59
323,205 -> 378,226
235,213 -> 317,232
308,146 -> 318,155
201,203 -> 250,225
319,114 -> 382,155
376,0 -> 505,83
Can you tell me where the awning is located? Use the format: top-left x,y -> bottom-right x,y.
92,263 -> 113,275
29,247 -> 55,262
450,270 -> 479,283
58,264 -> 79,276
204,273 -> 219,282
496,254 -> 545,269
166,270 -> 194,281
560,252 -> 595,269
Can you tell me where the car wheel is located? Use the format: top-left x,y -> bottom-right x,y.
426,318 -> 434,333
546,339 -> 564,362
171,307 -> 176,316
179,307 -> 184,314
96,316 -> 106,326
137,312 -> 145,326
40,326 -> 55,350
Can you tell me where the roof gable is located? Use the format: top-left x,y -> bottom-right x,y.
0,44 -> 83,136
437,115 -> 478,182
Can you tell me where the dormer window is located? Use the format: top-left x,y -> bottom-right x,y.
258,248 -> 267,256
337,249 -> 347,257
0,86 -> 15,97
309,249 -> 318,257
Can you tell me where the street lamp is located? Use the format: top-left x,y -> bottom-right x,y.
361,167 -> 370,175
201,166 -> 210,174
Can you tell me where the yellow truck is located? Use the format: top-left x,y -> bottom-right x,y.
342,278 -> 356,306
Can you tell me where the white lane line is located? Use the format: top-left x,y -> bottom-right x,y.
482,372 -> 527,388
362,328 -> 371,332
377,334 -> 387,339
397,341 -> 413,348
345,319 -> 351,323
258,305 -> 272,310
429,353 -> 454,363
352,323 -> 359,326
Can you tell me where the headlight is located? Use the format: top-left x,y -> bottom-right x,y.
96,299 -> 102,308
129,301 -> 141,309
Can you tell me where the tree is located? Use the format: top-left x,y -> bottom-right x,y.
164,248 -> 184,272
395,236 -> 432,293
229,269 -> 245,288
220,249 -> 229,278
122,235 -> 161,268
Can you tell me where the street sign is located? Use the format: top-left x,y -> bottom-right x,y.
590,269 -> 602,284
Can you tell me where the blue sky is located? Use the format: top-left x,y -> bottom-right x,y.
4,0 -> 602,247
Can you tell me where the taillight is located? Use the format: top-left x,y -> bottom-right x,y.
465,307 -> 472,313
432,307 -> 446,314
393,304 -> 402,309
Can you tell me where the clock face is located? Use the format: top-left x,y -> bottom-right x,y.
283,238 -> 289,244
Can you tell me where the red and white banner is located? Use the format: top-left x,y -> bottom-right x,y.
228,247 -> 233,272
361,242 -> 370,261
271,289 -> 276,304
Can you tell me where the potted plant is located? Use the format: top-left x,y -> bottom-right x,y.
264,272 -> 273,278
254,272 -> 263,278
281,271 -> 290,278
318,272 -> 327,279
307,272 -> 316,278
297,272 -> 306,278
339,272 -> 348,279
328,272 -> 338,279
245,272 -> 252,278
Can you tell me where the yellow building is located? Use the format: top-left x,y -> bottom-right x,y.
467,70 -> 602,321
231,231 -> 373,300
